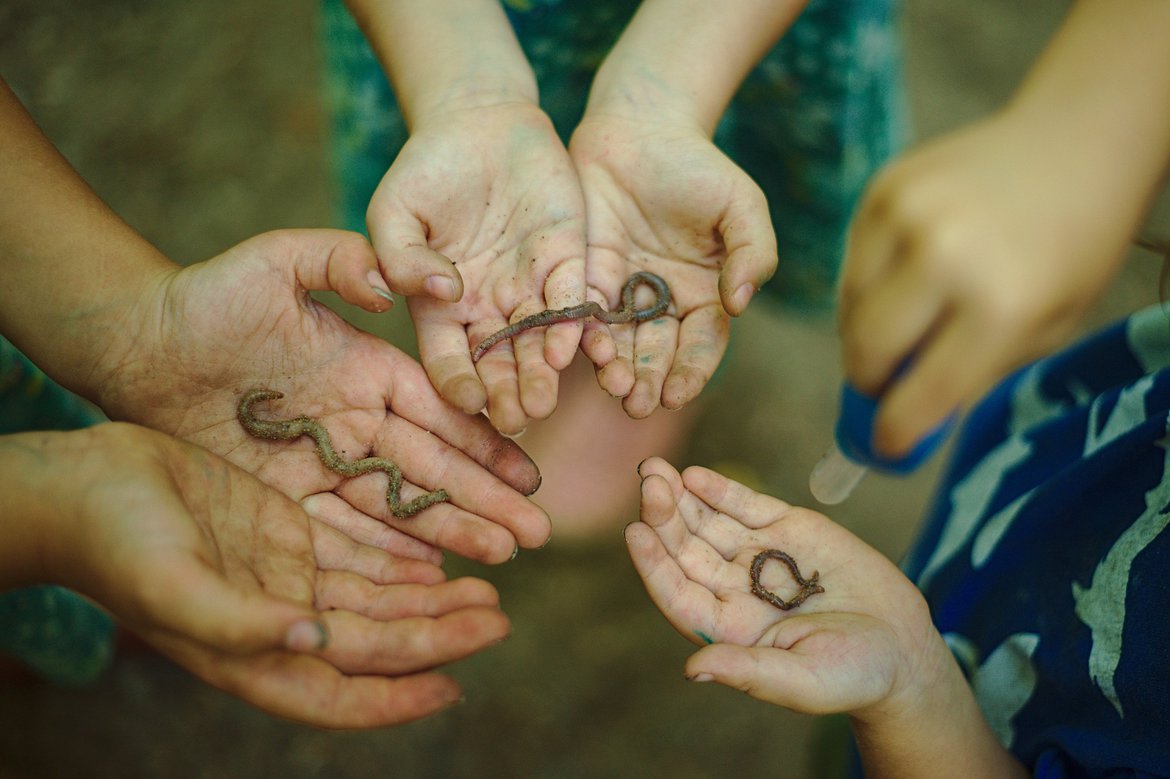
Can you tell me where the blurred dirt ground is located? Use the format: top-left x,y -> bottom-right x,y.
0,1 -> 1164,777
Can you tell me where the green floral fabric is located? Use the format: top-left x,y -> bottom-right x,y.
320,0 -> 906,308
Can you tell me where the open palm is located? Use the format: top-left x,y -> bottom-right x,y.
627,457 -> 940,716
569,116 -> 777,418
94,229 -> 551,564
367,102 -> 588,435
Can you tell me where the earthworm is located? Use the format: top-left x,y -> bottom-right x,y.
471,271 -> 671,362
237,389 -> 449,518
749,549 -> 825,611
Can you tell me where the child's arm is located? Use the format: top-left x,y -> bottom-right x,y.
340,0 -> 589,434
565,0 -> 800,415
627,458 -> 1028,779
839,0 -> 1170,457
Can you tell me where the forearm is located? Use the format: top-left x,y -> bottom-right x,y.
1004,0 -> 1170,228
584,0 -> 807,134
0,431 -> 79,589
850,634 -> 1028,779
342,0 -> 538,127
0,78 -> 174,402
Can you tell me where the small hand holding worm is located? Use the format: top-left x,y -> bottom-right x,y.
367,102 -> 590,436
626,457 -> 957,720
568,116 -> 778,418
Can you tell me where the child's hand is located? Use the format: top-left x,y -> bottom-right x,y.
568,116 -> 776,418
92,229 -> 551,565
626,457 -> 945,719
839,113 -> 1138,457
366,102 -> 588,436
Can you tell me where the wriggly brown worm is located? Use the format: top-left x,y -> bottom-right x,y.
749,549 -> 825,611
237,389 -> 450,518
471,271 -> 671,362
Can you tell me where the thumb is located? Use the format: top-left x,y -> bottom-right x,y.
256,228 -> 399,314
368,210 -> 464,302
716,191 -> 778,316
143,556 -> 329,655
684,642 -> 802,709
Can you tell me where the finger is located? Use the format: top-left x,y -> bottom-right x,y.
334,425 -> 552,560
367,209 -> 464,301
542,257 -> 589,370
372,409 -> 549,549
319,606 -> 510,676
837,174 -> 905,312
637,472 -> 738,596
302,492 -> 444,565
315,573 -> 501,620
261,228 -> 395,314
159,637 -> 466,729
679,465 -> 793,532
684,643 -> 813,709
383,346 -> 542,496
840,259 -> 947,396
636,456 -> 684,492
873,308 -> 991,457
409,299 -> 489,414
308,519 -> 448,585
136,554 -> 327,656
716,187 -> 778,316
467,319 -> 529,435
625,522 -> 723,646
622,314 -> 680,419
662,304 -> 729,410
508,305 -> 562,422
249,669 -> 464,729
638,472 -> 687,549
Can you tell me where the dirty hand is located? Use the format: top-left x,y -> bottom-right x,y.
93,229 -> 551,564
626,457 -> 948,719
367,102 -> 588,435
569,116 -> 776,418
4,424 -> 511,728
839,114 -> 1139,457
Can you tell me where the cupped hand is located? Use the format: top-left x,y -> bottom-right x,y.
568,115 -> 777,418
625,457 -> 945,718
839,113 -> 1137,456
366,101 -> 588,435
45,423 -> 511,728
94,228 -> 551,564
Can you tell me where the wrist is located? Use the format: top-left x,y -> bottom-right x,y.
344,0 -> 538,129
0,428 -> 109,590
848,629 -> 1027,779
583,0 -> 805,135
584,52 -> 714,135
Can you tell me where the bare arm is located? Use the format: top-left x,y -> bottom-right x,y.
0,77 -> 173,402
342,0 -> 537,126
585,0 -> 808,132
840,0 -> 1170,456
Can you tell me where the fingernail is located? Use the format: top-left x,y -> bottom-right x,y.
367,271 -> 394,302
425,274 -> 458,301
732,283 -> 755,313
510,544 -> 520,561
685,672 -> 713,683
285,619 -> 329,652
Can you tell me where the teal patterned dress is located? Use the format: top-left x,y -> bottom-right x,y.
0,338 -> 115,685
320,0 -> 906,308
